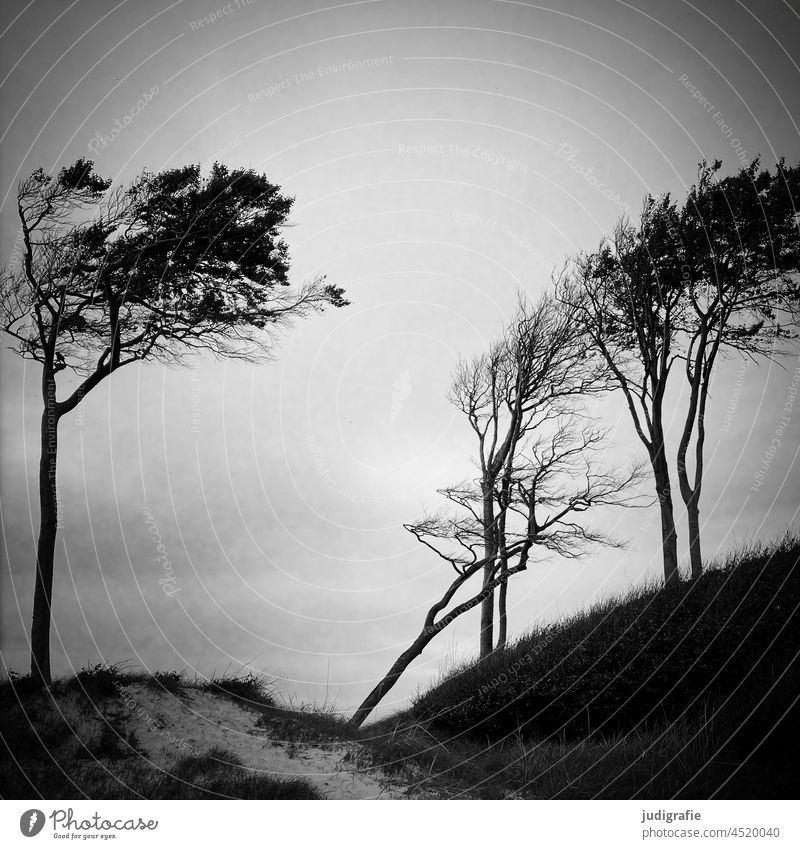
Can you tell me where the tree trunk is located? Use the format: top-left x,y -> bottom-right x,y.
652,449 -> 679,588
675,444 -> 703,580
30,371 -> 60,685
347,630 -> 435,730
496,563 -> 508,650
676,338 -> 706,583
676,472 -> 703,580
479,490 -> 495,659
676,420 -> 703,581
348,553 -> 528,729
686,494 -> 702,580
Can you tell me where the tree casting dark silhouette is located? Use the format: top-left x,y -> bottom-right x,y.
0,159 -> 347,685
348,297 -> 645,728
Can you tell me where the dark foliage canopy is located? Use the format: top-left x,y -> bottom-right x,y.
2,159 -> 347,406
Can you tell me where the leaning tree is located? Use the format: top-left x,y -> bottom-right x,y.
670,158 -> 800,578
0,159 -> 347,684
558,199 -> 689,588
348,296 -> 646,728
561,160 -> 800,585
448,294 -> 612,657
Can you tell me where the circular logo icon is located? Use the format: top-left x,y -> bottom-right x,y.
19,810 -> 46,837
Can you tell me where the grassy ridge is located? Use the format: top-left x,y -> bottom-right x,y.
410,535 -> 800,741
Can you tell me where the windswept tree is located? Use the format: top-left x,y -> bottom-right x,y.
0,159 -> 347,685
449,295 -> 612,657
348,297 -> 645,729
558,200 -> 689,587
670,159 -> 800,578
560,159 -> 800,585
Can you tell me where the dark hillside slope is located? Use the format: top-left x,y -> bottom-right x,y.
411,535 -> 800,750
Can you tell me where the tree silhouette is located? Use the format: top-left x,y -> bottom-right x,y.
671,159 -> 800,577
448,295 -> 612,656
558,203 -> 687,587
0,159 -> 347,684
560,159 -> 800,583
348,297 -> 645,728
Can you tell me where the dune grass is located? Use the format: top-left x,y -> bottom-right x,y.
0,666 -> 315,800
198,669 -> 277,709
354,711 -> 719,798
2,745 -> 321,800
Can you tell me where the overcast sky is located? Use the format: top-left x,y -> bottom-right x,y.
1,0 -> 799,719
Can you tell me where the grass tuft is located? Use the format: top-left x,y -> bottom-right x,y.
200,670 -> 276,709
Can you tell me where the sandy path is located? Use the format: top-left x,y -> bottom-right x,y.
117,684 -> 411,799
